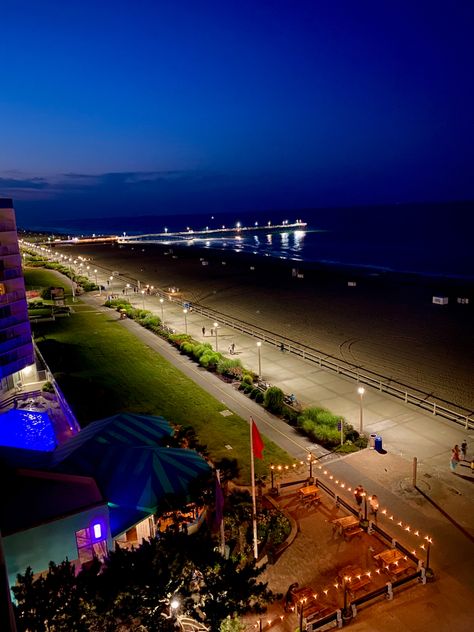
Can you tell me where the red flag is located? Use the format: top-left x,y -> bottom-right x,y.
251,419 -> 264,459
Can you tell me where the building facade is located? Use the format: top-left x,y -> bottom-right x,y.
0,199 -> 35,393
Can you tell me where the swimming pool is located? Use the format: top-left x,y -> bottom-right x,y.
0,409 -> 57,451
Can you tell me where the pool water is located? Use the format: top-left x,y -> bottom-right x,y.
0,409 -> 57,451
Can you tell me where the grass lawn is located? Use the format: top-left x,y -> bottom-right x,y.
23,267 -> 68,292
25,270 -> 291,482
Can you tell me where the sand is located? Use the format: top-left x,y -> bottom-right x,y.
55,241 -> 474,412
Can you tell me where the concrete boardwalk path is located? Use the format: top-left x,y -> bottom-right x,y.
81,284 -> 474,631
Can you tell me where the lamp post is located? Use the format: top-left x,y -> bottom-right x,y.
141,289 -> 146,309
357,386 -> 365,435
183,308 -> 188,334
213,322 -> 219,351
109,275 -> 114,295
94,269 -> 100,295
159,298 -> 164,323
257,341 -> 262,378
169,597 -> 180,620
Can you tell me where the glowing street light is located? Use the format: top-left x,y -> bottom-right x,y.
159,297 -> 164,323
183,308 -> 188,334
357,386 -> 365,434
213,322 -> 219,351
257,341 -> 262,377
141,289 -> 146,309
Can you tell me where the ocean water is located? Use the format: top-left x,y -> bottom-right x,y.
25,202 -> 474,279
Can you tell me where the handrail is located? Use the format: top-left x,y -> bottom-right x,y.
26,254 -> 474,431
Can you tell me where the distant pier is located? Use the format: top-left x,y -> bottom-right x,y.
117,220 -> 307,243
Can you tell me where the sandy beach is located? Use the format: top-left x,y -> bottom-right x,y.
56,241 -> 474,412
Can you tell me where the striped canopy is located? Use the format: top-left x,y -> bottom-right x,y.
51,413 -> 173,466
55,444 -> 210,512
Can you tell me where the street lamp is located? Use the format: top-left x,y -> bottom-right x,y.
94,269 -> 100,295
357,386 -> 365,434
159,297 -> 164,323
183,308 -> 188,334
141,289 -> 146,309
256,341 -> 262,378
169,597 -> 180,620
213,322 -> 218,351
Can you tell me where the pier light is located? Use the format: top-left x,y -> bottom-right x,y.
255,221 -> 258,226
236,222 -> 241,229
164,227 -> 168,233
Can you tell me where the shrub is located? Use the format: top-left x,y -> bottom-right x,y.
264,386 -> 284,414
241,373 -> 253,386
180,342 -> 195,355
355,435 -> 369,449
282,405 -> 299,425
199,351 -> 220,370
254,391 -> 264,404
244,384 -> 253,394
41,381 -> 55,393
192,343 -> 213,360
250,387 -> 261,399
335,442 -> 359,454
217,357 -> 243,376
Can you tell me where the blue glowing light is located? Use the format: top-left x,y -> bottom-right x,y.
0,409 -> 57,451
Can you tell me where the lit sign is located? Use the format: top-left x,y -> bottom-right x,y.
92,523 -> 102,539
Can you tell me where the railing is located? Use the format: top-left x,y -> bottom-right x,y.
39,260 -> 474,431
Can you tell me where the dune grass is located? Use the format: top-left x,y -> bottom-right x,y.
25,270 -> 291,481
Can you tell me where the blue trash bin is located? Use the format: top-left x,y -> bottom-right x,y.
375,435 -> 383,452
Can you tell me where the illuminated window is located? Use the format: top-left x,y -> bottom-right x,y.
75,527 -> 107,564
0,283 -> 5,295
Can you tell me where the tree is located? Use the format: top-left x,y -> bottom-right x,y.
13,528 -> 277,631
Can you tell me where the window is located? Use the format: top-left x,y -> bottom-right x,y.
75,527 -> 107,564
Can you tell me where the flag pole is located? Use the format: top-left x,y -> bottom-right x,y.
250,419 -> 258,559
216,469 -> 226,556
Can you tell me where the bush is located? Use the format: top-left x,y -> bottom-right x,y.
192,343 -> 213,360
282,405 -> 299,425
180,342 -> 195,355
244,384 -> 253,394
250,387 -> 261,400
241,374 -> 253,386
41,381 -> 55,393
255,391 -> 264,403
335,442 -> 359,454
264,386 -> 284,414
217,357 -> 243,376
199,350 -> 220,370
355,435 -> 369,449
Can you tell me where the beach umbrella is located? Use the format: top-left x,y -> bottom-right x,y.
54,444 -> 210,512
51,413 -> 173,465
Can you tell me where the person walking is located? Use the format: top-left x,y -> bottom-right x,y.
202,326 -> 206,337
354,485 -> 364,512
231,342 -> 235,354
369,494 -> 379,520
461,440 -> 467,460
450,445 -> 461,472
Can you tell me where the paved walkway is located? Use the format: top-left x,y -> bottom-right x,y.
79,279 -> 474,631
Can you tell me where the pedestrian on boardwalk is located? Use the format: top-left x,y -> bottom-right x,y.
210,328 -> 214,336
231,342 -> 235,354
461,440 -> 467,460
369,494 -> 379,520
202,326 -> 206,337
450,445 -> 461,472
354,485 -> 364,511
280,342 -> 285,352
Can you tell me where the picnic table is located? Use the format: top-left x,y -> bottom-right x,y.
299,484 -> 320,498
374,548 -> 404,567
331,515 -> 359,536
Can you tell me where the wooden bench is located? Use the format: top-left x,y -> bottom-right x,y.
348,576 -> 371,595
388,559 -> 412,576
344,526 -> 363,540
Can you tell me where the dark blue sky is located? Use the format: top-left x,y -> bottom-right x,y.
1,0 -> 473,222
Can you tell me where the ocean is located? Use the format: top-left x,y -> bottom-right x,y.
23,201 -> 474,280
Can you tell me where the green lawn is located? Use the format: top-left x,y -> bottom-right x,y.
23,267 -> 68,293
25,270 -> 291,482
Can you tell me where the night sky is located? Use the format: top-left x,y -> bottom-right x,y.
1,0 -> 473,222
